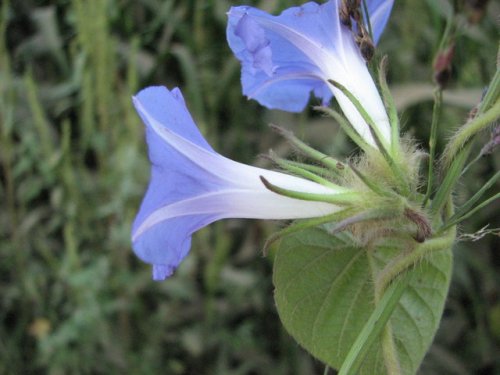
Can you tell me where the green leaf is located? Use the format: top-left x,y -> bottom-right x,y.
273,227 -> 453,375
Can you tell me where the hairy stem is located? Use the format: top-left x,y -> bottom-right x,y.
338,273 -> 411,375
376,228 -> 456,298
441,100 -> 500,169
370,251 -> 402,375
382,325 -> 402,375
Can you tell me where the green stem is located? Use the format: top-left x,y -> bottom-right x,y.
369,247 -> 402,375
430,144 -> 470,217
441,192 -> 500,232
338,272 -> 412,375
442,100 -> 500,169
448,170 -> 500,223
24,72 -> 55,158
460,150 -> 482,176
381,325 -> 402,375
478,66 -> 500,114
376,228 -> 456,297
378,56 -> 400,156
423,89 -> 442,206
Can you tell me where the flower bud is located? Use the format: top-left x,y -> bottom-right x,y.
433,43 -> 455,89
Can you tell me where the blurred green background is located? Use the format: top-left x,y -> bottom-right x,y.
0,0 -> 498,374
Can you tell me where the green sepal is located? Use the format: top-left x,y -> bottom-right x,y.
349,163 -> 397,198
270,124 -> 345,175
446,170 -> 500,224
263,207 -> 360,253
267,150 -> 340,189
328,79 -> 410,196
259,176 -> 359,206
377,56 -> 400,156
441,191 -> 500,232
327,79 -> 389,152
314,106 -> 373,153
264,204 -> 408,254
273,158 -> 343,184
430,144 -> 471,217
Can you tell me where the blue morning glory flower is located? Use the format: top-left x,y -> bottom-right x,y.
132,86 -> 348,280
227,0 -> 394,147
363,0 -> 395,44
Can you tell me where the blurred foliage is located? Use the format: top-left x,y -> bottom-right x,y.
0,0 -> 498,374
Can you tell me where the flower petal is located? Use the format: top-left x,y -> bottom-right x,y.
227,0 -> 393,146
227,0 -> 393,112
132,87 -> 219,238
234,14 -> 274,76
134,185 -> 342,281
365,0 -> 394,44
132,86 -> 346,279
227,1 -> 341,112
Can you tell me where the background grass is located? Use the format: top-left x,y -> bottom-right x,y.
0,0 -> 499,374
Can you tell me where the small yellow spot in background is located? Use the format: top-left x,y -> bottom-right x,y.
28,318 -> 51,339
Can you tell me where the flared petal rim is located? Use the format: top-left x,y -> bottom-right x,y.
227,0 -> 394,111
227,0 -> 393,146
132,86 -> 345,279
